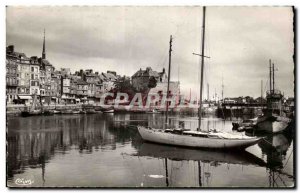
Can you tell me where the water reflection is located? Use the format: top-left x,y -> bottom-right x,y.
7,114 -> 294,187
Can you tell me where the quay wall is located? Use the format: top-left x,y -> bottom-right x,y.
6,104 -> 82,115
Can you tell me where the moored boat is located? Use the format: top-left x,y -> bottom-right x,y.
21,109 -> 42,117
255,61 -> 291,133
102,109 -> 114,113
138,126 -> 262,149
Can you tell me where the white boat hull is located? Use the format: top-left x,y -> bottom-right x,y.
102,109 -> 114,113
137,126 -> 261,149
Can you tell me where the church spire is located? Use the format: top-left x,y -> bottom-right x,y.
42,29 -> 46,59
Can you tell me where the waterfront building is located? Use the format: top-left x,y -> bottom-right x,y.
38,30 -> 56,103
84,69 -> 98,103
14,50 -> 32,104
131,67 -> 167,91
51,71 -> 62,103
6,46 -> 18,104
70,75 -> 80,104
29,56 -> 40,96
76,79 -> 88,103
102,71 -> 118,92
61,75 -> 73,104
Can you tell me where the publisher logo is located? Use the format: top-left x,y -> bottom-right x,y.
15,178 -> 34,186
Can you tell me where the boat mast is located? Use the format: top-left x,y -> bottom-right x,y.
272,62 -> 275,93
165,35 -> 173,125
261,80 -> 263,107
207,83 -> 209,101
269,59 -> 272,93
198,6 -> 206,131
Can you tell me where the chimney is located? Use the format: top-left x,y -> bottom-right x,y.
7,45 -> 14,53
162,68 -> 165,74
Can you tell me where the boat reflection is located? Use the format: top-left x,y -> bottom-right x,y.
248,129 -> 294,187
136,142 -> 267,167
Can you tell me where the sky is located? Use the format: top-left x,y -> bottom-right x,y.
6,6 -> 294,99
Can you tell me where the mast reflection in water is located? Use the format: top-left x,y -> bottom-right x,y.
7,114 -> 294,187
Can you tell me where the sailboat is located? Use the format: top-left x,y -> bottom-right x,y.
255,60 -> 291,133
21,92 -> 42,117
137,7 -> 262,149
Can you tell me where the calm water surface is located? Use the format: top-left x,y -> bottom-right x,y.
7,114 -> 294,187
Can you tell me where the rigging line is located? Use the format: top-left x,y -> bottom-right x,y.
276,173 -> 287,187
274,150 -> 293,181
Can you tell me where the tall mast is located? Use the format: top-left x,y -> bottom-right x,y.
261,80 -> 263,106
42,29 -> 46,59
272,62 -> 275,93
165,35 -> 173,125
198,6 -> 206,131
207,83 -> 209,101
222,76 -> 224,102
269,59 -> 272,92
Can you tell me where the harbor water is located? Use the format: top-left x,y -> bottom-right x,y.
7,113 -> 294,187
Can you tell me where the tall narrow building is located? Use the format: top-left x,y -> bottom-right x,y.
42,29 -> 46,59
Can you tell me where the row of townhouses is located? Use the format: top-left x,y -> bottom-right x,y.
6,43 -> 120,105
6,33 -> 180,106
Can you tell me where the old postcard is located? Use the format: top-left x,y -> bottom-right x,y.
6,6 -> 295,188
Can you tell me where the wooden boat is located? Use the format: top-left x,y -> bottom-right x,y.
43,110 -> 54,116
232,117 -> 258,131
137,7 -> 261,149
86,109 -> 96,114
53,110 -> 61,114
21,93 -> 42,117
21,109 -> 42,117
102,109 -> 114,113
60,109 -> 80,114
98,105 -> 114,113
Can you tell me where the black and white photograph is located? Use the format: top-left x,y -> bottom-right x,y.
5,5 -> 295,188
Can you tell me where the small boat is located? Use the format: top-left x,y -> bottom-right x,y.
53,110 -> 61,114
79,110 -> 86,114
21,93 -> 42,117
43,110 -> 54,116
60,109 -> 80,114
255,61 -> 291,133
100,106 -> 114,113
86,109 -> 97,114
138,126 -> 262,149
102,109 -> 114,113
21,109 -> 42,117
72,110 -> 80,114
232,117 -> 258,131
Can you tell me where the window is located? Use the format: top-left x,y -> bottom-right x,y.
31,74 -> 34,80
31,67 -> 34,72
